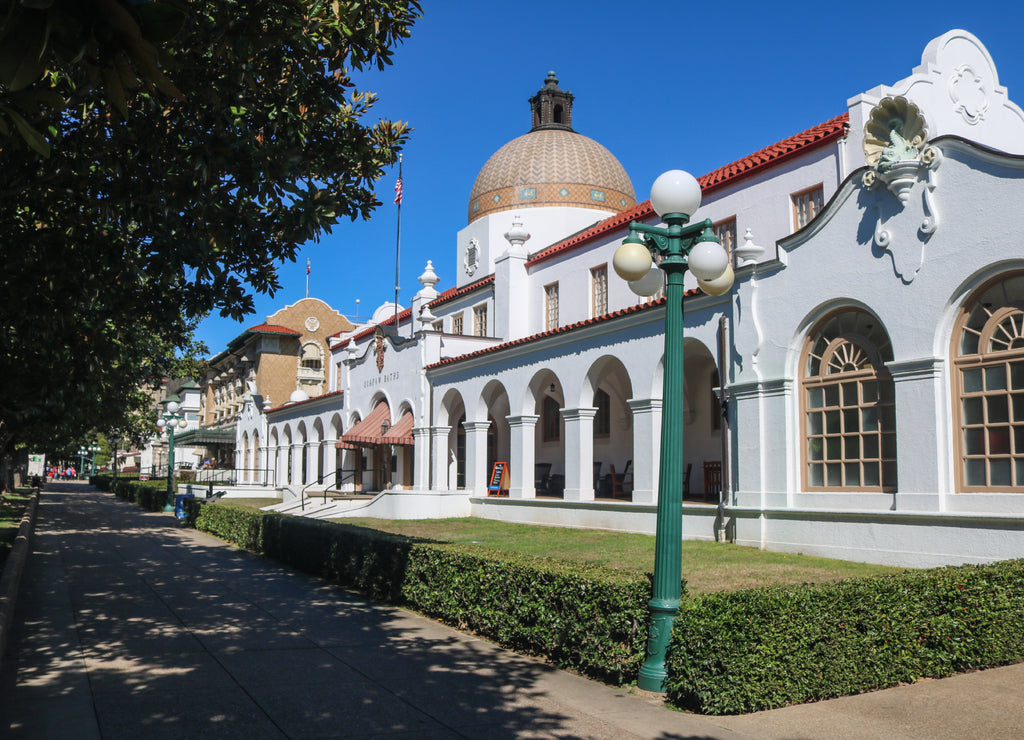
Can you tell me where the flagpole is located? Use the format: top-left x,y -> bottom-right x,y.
394,154 -> 403,333
306,258 -> 310,298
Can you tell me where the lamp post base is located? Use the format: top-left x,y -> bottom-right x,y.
637,597 -> 680,692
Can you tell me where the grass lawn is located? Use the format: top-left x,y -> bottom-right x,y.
219,497 -> 282,508
0,487 -> 33,573
334,517 -> 900,595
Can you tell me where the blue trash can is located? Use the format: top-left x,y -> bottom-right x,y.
174,491 -> 194,519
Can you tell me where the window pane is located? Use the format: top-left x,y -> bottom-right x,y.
964,397 -> 984,425
845,462 -> 861,486
862,381 -> 878,403
1013,393 -> 1024,421
863,434 -> 879,458
826,410 -> 841,434
986,365 -> 1007,391
826,463 -> 842,486
1015,426 -> 1024,454
826,437 -> 842,460
882,434 -> 897,458
808,412 -> 822,435
962,367 -> 984,393
988,396 -> 1009,424
1012,361 -> 1024,390
863,462 -> 880,487
842,382 -> 859,405
824,385 -> 840,407
989,427 -> 1012,455
961,330 -> 980,355
964,427 -> 985,455
809,463 -> 824,486
809,438 -> 823,461
1016,459 -> 1024,487
842,410 -> 858,433
965,458 -> 987,485
844,435 -> 860,458
990,458 -> 1012,486
808,387 -> 823,408
861,407 -> 879,430
882,461 -> 898,488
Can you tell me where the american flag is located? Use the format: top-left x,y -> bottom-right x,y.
394,175 -> 403,205
306,258 -> 310,275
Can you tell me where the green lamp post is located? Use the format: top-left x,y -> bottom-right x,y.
157,395 -> 188,512
77,447 -> 88,479
612,169 -> 734,693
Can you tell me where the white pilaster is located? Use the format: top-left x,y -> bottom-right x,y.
507,415 -> 539,498
431,426 -> 452,491
628,399 -> 662,504
561,407 -> 597,501
412,427 -> 431,491
463,420 -> 492,496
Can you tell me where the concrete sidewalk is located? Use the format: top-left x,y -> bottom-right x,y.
1,483 -> 1021,739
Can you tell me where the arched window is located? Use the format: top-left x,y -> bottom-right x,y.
802,309 -> 896,491
300,342 -> 323,371
953,272 -> 1024,491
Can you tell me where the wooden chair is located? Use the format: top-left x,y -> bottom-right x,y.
609,461 -> 632,499
534,462 -> 551,496
703,461 -> 722,501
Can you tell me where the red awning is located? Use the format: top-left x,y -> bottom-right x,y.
381,410 -> 414,446
338,402 -> 391,447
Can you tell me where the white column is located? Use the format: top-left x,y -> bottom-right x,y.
412,427 -> 431,491
322,440 -> 338,487
305,442 -> 318,486
561,407 -> 597,501
507,415 -> 539,499
431,426 -> 452,491
628,399 -> 662,504
463,420 -> 491,496
291,444 -> 303,486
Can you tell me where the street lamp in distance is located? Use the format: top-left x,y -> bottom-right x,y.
156,396 -> 188,513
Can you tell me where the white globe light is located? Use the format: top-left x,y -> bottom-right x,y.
687,240 -> 730,281
166,401 -> 180,414
628,265 -> 664,297
613,239 -> 653,282
156,418 -> 166,429
697,263 -> 735,296
650,169 -> 702,218
178,419 -> 188,430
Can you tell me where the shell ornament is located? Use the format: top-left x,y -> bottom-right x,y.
863,97 -> 928,169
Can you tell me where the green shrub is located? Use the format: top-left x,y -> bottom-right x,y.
665,560 -> 1024,714
187,502 -> 651,684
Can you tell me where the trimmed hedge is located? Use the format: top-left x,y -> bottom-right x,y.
665,560 -> 1024,714
184,500 -> 651,684
93,475 -> 171,512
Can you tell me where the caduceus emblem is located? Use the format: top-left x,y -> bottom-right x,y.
375,328 -> 385,373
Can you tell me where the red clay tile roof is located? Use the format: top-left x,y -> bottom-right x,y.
526,114 -> 849,267
428,275 -> 495,308
349,307 -> 414,343
246,323 -> 302,336
425,290 -> 701,370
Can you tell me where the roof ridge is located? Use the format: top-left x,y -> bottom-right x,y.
526,113 -> 849,267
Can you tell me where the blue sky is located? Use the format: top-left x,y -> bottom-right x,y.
194,1 -> 1024,352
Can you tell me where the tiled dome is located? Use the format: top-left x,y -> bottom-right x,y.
467,72 -> 636,224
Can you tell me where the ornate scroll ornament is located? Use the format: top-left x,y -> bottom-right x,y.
949,64 -> 989,125
464,238 -> 479,277
861,97 -> 942,282
374,326 -> 385,373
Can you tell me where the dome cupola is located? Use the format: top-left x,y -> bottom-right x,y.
467,72 -> 636,224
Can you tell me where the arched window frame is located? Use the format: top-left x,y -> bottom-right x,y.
952,272 -> 1024,492
801,309 -> 897,492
